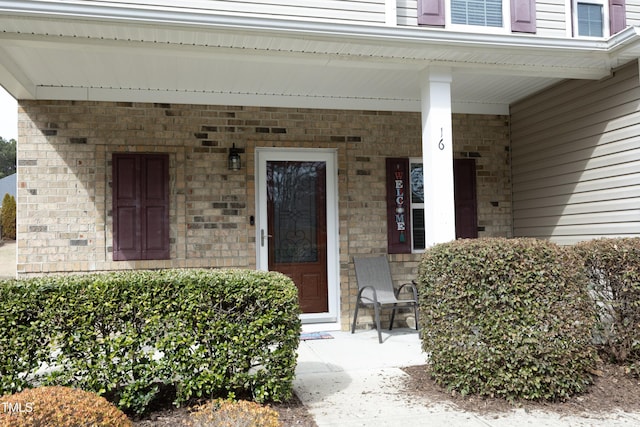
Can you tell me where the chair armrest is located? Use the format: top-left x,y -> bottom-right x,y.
394,281 -> 418,301
357,285 -> 379,304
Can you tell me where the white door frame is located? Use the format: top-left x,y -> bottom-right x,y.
255,147 -> 340,328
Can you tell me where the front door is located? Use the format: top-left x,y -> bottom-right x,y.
256,149 -> 338,324
267,160 -> 328,313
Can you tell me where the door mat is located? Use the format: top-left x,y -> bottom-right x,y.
300,332 -> 334,341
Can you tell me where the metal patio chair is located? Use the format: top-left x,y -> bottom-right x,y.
351,255 -> 419,343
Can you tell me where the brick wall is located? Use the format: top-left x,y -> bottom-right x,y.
453,114 -> 512,238
17,101 -> 511,328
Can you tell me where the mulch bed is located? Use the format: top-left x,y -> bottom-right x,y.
402,361 -> 640,416
132,394 -> 317,427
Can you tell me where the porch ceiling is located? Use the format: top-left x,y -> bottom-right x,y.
1,3 -> 639,114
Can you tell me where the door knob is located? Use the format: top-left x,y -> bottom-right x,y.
261,229 -> 273,246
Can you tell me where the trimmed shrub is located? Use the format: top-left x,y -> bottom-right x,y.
154,270 -> 301,407
1,193 -> 15,240
188,399 -> 280,427
0,279 -> 53,394
418,238 -> 598,401
573,238 -> 640,365
0,386 -> 132,427
0,269 -> 301,415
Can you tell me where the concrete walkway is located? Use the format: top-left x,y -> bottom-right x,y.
0,240 -> 16,278
294,329 -> 640,427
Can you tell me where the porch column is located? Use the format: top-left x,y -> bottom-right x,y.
420,67 -> 456,246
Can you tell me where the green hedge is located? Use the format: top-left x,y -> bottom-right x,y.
0,269 -> 301,415
574,238 -> 640,367
418,238 -> 598,401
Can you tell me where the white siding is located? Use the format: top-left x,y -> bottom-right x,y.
627,0 -> 640,26
397,0 -> 418,26
511,60 -> 640,245
536,0 -> 568,37
397,0 -> 568,36
82,0 -> 387,24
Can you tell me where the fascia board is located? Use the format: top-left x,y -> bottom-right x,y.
605,26 -> 640,67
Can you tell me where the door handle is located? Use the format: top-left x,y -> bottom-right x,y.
261,229 -> 272,247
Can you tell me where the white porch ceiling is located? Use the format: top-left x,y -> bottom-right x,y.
1,4 -> 640,114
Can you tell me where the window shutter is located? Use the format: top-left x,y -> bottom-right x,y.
113,153 -> 169,261
113,154 -> 141,261
386,158 -> 412,254
610,0 -> 626,34
418,0 -> 445,26
141,155 -> 170,260
511,0 -> 537,33
453,159 -> 478,239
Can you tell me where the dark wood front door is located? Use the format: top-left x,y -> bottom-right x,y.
454,158 -> 478,239
267,161 -> 328,313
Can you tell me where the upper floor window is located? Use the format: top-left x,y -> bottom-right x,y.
418,0 -> 536,34
451,0 -> 504,28
419,0 -> 627,36
575,1 -> 607,37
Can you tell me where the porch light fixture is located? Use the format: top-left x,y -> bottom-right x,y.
228,143 -> 241,171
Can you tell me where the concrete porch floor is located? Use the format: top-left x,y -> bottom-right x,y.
294,328 -> 640,427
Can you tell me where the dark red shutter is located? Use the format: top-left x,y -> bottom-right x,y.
610,0 -> 626,34
511,0 -> 537,33
453,159 -> 478,239
113,154 -> 140,261
418,0 -> 445,26
113,153 -> 169,261
142,155 -> 170,260
386,158 -> 412,254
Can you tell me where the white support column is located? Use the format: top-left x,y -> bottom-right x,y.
420,67 -> 456,247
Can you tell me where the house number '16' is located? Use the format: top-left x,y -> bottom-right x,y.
438,128 -> 445,150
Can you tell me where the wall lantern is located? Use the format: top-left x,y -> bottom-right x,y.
228,143 -> 241,171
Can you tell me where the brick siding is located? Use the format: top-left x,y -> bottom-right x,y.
17,101 -> 511,328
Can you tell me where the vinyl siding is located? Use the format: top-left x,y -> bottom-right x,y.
536,0 -> 567,37
83,0 -> 387,24
397,0 -> 567,36
627,0 -> 640,26
511,60 -> 640,245
397,0 -> 418,25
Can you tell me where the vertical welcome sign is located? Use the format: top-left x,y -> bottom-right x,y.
386,158 -> 412,254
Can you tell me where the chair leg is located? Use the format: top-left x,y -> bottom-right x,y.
351,300 -> 360,334
389,304 -> 397,330
414,304 -> 419,331
373,303 -> 382,344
